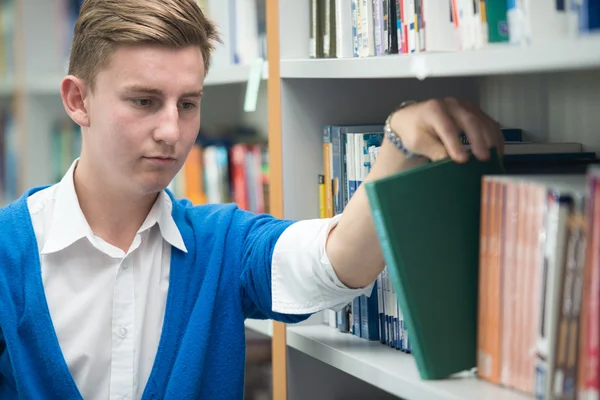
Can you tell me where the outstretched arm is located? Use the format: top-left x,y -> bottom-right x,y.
325,98 -> 504,289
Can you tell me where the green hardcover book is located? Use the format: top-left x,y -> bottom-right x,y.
484,0 -> 509,43
365,149 -> 504,380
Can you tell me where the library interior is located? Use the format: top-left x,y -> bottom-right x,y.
1,0 -> 600,399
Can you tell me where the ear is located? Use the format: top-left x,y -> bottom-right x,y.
60,75 -> 90,127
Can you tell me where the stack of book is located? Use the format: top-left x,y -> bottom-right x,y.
319,118 -> 600,396
309,0 -> 600,59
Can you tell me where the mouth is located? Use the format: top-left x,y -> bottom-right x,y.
143,156 -> 177,166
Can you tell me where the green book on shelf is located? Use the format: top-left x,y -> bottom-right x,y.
365,149 -> 504,380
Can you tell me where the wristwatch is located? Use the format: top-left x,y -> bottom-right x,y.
384,100 -> 420,159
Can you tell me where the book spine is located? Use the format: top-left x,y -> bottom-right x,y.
387,0 -> 399,53
378,269 -> 386,343
323,0 -> 332,57
318,174 -> 326,218
335,0 -> 354,58
582,174 -> 600,397
485,0 -> 509,42
477,177 -> 493,381
351,0 -> 360,57
562,197 -> 585,399
535,189 -> 573,399
323,126 -> 334,218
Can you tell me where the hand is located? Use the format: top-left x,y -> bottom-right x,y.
388,97 -> 504,164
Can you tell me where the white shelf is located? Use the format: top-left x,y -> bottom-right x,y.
204,62 -> 268,86
244,319 -> 273,337
286,325 -> 531,400
280,34 -> 600,80
26,76 -> 63,95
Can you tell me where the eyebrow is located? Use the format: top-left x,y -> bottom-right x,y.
121,85 -> 204,98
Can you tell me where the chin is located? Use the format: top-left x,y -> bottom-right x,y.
135,176 -> 174,196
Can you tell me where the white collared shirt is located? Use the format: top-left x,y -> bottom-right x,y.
26,160 -> 372,400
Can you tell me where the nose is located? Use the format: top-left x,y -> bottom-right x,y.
153,104 -> 180,145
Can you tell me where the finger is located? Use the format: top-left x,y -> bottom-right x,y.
444,98 -> 489,161
462,101 -> 504,156
484,116 -> 504,156
420,99 -> 468,163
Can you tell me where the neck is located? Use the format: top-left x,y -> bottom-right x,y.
73,158 -> 157,252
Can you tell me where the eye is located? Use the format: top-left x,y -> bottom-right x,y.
180,102 -> 197,110
133,99 -> 152,107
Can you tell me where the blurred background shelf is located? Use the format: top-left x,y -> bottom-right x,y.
205,62 -> 268,86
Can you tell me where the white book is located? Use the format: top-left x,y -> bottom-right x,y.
456,0 -> 483,50
335,0 -> 354,57
535,183 -> 582,400
422,0 -> 458,52
359,0 -> 375,56
509,0 -> 569,46
403,0 -> 416,53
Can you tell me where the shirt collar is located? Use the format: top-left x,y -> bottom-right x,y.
41,159 -> 187,255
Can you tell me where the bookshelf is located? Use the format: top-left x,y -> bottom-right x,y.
4,0 -> 600,399
2,62 -> 268,98
280,34 -> 600,79
2,0 -> 276,398
286,324 -> 531,400
266,0 -> 600,399
0,77 -> 14,96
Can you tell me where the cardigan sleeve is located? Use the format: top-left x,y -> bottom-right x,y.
236,211 -> 311,323
236,210 -> 374,323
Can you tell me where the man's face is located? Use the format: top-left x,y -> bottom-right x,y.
83,44 -> 204,195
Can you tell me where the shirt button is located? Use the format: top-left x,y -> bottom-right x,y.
118,327 -> 128,338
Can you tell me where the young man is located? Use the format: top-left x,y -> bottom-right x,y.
0,0 -> 503,399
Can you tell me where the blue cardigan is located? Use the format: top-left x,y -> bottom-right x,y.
0,186 -> 310,399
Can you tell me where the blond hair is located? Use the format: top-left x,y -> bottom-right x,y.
68,0 -> 219,90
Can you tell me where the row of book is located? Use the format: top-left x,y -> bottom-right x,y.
49,118 -> 271,214
169,139 -> 270,215
317,121 -> 599,386
195,0 -> 267,68
319,128 -> 413,350
318,121 -> 596,224
361,149 -> 600,397
310,0 -> 600,59
476,172 -> 600,400
0,0 -> 15,79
